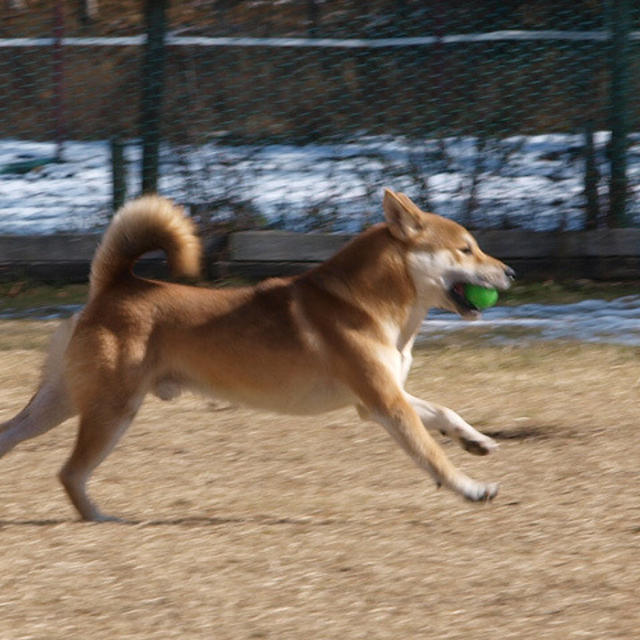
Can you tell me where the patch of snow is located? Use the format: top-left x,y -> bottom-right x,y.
1,132 -> 638,234
422,296 -> 640,346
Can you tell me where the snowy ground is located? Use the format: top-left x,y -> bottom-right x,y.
422,297 -> 640,346
1,132 -> 640,234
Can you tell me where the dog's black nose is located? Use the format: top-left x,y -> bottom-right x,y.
505,266 -> 516,280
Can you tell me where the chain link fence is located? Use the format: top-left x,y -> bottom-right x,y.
1,0 -> 639,234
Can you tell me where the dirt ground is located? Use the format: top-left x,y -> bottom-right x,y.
0,320 -> 639,639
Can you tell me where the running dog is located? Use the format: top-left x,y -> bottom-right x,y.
0,189 -> 514,521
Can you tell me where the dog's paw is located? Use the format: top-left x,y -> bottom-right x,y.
458,478 -> 499,503
460,434 -> 499,456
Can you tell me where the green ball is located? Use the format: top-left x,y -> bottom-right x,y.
464,283 -> 498,310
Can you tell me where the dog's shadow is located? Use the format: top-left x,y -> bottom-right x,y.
0,514 -> 340,528
0,518 -> 68,527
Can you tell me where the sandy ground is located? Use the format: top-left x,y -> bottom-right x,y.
0,322 -> 639,639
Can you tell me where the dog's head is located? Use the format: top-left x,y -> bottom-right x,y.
383,188 -> 515,318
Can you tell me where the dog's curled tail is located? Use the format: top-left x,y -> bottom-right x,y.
89,195 -> 202,298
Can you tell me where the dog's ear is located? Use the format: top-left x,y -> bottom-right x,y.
382,189 -> 425,241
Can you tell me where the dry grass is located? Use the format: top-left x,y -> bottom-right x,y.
0,321 -> 639,639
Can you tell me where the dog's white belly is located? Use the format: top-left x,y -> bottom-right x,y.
209,377 -> 356,416
156,373 -> 356,416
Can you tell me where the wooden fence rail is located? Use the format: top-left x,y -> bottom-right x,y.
1,229 -> 640,283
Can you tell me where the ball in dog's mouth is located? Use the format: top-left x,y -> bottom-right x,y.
449,283 -> 498,312
463,283 -> 498,310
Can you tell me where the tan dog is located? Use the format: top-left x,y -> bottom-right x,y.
0,189 -> 514,521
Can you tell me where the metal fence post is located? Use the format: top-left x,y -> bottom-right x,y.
584,121 -> 600,230
306,0 -> 320,37
53,0 -> 65,163
111,137 -> 126,213
140,0 -> 168,194
607,0 -> 631,227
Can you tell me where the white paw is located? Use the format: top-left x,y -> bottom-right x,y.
457,477 -> 499,502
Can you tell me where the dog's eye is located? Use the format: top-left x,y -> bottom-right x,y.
459,246 -> 473,255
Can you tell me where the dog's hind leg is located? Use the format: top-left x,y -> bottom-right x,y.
0,380 -> 75,457
58,394 -> 143,522
0,315 -> 79,457
405,393 -> 498,456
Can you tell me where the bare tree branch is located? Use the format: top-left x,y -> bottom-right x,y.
6,0 -> 28,10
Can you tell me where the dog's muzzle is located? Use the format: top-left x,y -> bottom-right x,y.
448,266 -> 515,314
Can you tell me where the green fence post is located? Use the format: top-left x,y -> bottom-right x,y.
607,0 -> 631,228
140,0 -> 168,194
53,0 -> 65,163
306,0 -> 320,37
111,137 -> 126,213
584,121 -> 600,230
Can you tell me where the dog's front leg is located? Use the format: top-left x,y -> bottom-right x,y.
405,393 -> 498,456
350,366 -> 497,502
